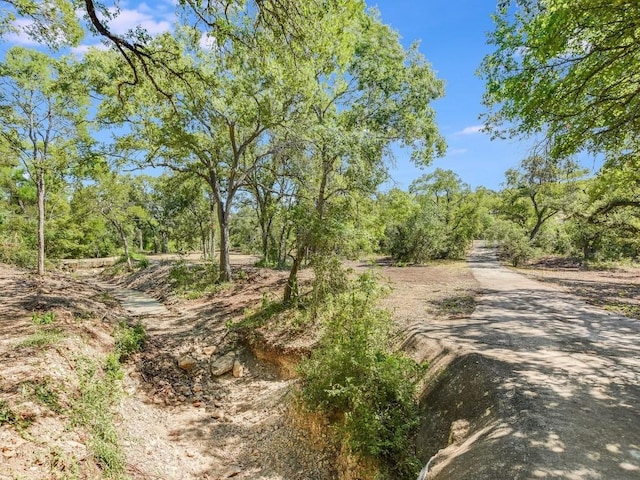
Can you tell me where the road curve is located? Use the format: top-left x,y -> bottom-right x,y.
420,242 -> 640,479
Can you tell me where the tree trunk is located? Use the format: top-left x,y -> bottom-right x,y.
36,173 -> 45,276
116,223 -> 132,270
217,202 -> 232,282
284,243 -> 304,302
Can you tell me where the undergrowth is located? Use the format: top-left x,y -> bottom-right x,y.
169,259 -> 231,298
297,261 -> 425,480
71,322 -> 146,479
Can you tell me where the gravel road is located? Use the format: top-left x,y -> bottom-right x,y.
416,242 -> 640,479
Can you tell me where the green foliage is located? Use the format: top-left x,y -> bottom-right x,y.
0,399 -> 17,426
72,356 -> 127,479
32,311 -> 56,325
113,321 -> 146,361
299,271 -> 424,479
487,220 -> 533,267
169,259 -> 222,297
18,327 -> 64,348
23,379 -> 63,414
480,0 -> 640,161
383,171 -> 484,263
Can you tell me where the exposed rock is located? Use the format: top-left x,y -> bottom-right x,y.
211,409 -> 225,420
210,352 -> 235,376
448,419 -> 470,445
202,346 -> 217,357
223,465 -> 242,478
177,354 -> 197,371
232,360 -> 244,378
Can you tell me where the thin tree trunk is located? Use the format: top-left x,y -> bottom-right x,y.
36,173 -> 45,276
217,202 -> 232,282
115,223 -> 132,270
284,243 -> 304,302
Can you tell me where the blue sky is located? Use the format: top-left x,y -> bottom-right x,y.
2,1 -> 602,190
370,0 -> 533,191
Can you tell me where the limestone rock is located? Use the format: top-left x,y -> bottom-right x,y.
232,360 -> 244,378
178,355 -> 197,372
210,352 -> 235,376
202,346 -> 217,357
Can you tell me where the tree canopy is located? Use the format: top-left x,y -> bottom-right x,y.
480,0 -> 640,160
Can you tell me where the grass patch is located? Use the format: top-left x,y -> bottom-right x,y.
22,378 -> 64,414
113,321 -> 146,360
0,399 -> 17,426
168,260 -> 231,298
32,311 -> 56,325
603,303 -> 640,319
71,356 -> 128,479
18,327 -> 64,348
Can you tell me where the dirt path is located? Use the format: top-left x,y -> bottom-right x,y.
407,242 -> 640,479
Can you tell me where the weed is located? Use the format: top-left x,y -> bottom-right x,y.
24,379 -> 63,414
0,399 -> 16,425
72,356 -> 127,479
103,353 -> 124,381
18,327 -> 64,348
113,321 -> 146,360
32,311 -> 56,325
169,260 -> 221,297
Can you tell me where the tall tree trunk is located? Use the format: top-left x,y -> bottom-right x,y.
36,173 -> 45,276
208,194 -> 216,261
217,202 -> 232,282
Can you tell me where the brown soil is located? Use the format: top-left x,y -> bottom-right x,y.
6,247 -> 636,480
0,256 -> 476,480
519,259 -> 640,320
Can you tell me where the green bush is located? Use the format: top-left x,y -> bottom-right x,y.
299,271 -> 424,479
169,259 -> 220,297
113,321 -> 146,360
487,220 -> 533,266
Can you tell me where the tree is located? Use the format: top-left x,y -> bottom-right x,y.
384,170 -> 481,263
0,0 -> 82,48
480,0 -> 640,161
93,19 -> 308,282
499,154 -> 584,242
0,47 -> 89,274
281,8 -> 445,301
84,171 -> 151,269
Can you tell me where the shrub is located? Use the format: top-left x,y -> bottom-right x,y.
487,220 -> 533,266
299,271 -> 424,479
113,321 -> 146,360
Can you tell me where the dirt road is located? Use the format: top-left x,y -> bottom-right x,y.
412,242 -> 640,479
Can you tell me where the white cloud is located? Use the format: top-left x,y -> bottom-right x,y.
454,125 -> 485,136
199,32 -> 218,51
107,8 -> 173,36
5,19 -> 39,46
447,148 -> 468,156
71,42 -> 110,57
